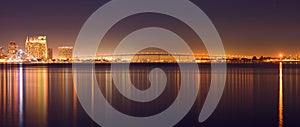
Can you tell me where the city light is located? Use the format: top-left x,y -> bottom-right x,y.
279,53 -> 283,58
0,37 -> 299,63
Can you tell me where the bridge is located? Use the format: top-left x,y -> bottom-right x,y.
73,53 -> 227,63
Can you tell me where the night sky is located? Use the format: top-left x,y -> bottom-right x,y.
1,0 -> 300,57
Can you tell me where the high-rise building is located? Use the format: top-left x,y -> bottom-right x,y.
58,46 -> 73,60
25,36 -> 48,60
47,48 -> 53,60
7,42 -> 19,57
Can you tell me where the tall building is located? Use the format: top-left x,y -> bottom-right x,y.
47,48 -> 53,60
7,42 -> 19,57
58,46 -> 73,60
25,36 -> 48,60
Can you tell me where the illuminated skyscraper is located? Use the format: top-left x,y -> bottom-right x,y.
58,46 -> 73,60
7,41 -> 19,57
25,36 -> 48,60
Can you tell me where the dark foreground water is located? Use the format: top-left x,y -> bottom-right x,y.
0,63 -> 299,127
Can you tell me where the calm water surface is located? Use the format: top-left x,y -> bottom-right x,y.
0,63 -> 299,127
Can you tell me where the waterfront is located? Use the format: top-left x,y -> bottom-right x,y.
0,63 -> 299,127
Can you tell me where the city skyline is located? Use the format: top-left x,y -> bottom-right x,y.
0,34 -> 299,58
0,35 -> 299,64
0,36 -> 74,59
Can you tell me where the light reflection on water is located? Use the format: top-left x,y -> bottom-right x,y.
0,63 -> 299,127
279,63 -> 283,127
18,65 -> 23,127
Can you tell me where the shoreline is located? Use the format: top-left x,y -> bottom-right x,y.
0,62 -> 299,65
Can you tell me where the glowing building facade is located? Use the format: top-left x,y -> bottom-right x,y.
25,36 -> 48,60
58,46 -> 73,60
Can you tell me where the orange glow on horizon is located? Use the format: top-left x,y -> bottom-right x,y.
279,54 -> 283,58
